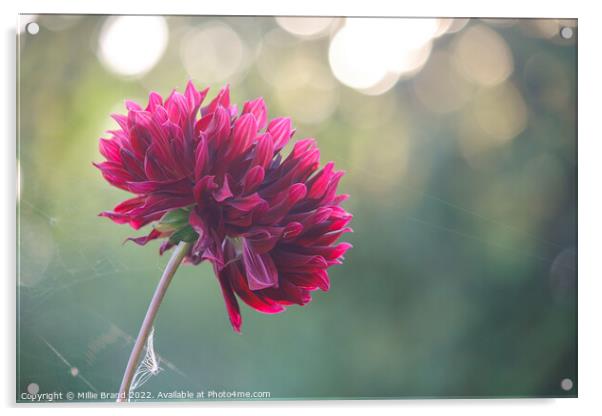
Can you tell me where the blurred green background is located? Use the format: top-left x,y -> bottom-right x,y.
17,15 -> 577,401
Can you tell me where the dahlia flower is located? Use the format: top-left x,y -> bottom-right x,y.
96,82 -> 352,332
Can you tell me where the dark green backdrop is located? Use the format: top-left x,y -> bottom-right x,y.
17,15 -> 577,401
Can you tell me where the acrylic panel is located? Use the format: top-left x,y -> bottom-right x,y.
17,15 -> 577,402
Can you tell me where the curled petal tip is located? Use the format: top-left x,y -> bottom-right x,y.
231,316 -> 242,332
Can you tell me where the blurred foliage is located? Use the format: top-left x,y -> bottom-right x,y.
17,15 -> 576,401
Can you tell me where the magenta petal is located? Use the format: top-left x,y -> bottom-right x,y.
128,127 -> 151,159
126,178 -> 191,195
262,280 -> 311,306
216,264 -> 242,332
166,91 -> 189,124
241,165 -> 265,194
152,105 -> 169,125
228,113 -> 258,159
226,253 -> 285,314
99,138 -> 121,162
251,133 -> 274,170
111,113 -> 129,131
113,195 -> 146,213
299,242 -> 353,260
146,92 -> 163,112
205,85 -> 231,114
259,183 -> 307,223
188,208 -> 207,235
242,98 -> 267,131
272,249 -> 328,270
143,147 -> 167,180
225,193 -> 267,212
283,221 -> 303,239
242,238 -> 279,290
119,148 -> 145,179
95,162 -> 134,190
125,100 -> 142,111
126,228 -> 164,246
193,175 -> 218,204
333,194 -> 349,204
267,117 -> 293,151
194,135 -> 208,180
126,194 -> 193,226
200,106 -> 231,148
159,240 -> 175,255
185,81 -> 208,115
287,270 -> 330,291
213,175 -> 233,202
307,162 -> 334,199
242,226 -> 283,253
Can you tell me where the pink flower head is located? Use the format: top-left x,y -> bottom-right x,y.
95,82 -> 352,332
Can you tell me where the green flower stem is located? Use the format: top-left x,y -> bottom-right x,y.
117,240 -> 191,403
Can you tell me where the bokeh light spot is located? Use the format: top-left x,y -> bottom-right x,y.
276,85 -> 338,125
98,16 -> 168,77
339,90 -> 398,129
19,216 -> 55,287
524,52 -> 571,113
550,248 -> 577,302
523,19 -> 560,39
445,18 -> 470,34
328,18 -> 441,94
413,50 -> 474,113
272,54 -> 339,124
457,82 -> 528,164
474,83 -> 527,143
40,15 -> 81,32
349,126 -> 410,196
181,23 -> 246,84
521,154 -> 568,221
275,17 -> 335,38
257,38 -> 317,90
452,24 -> 513,87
